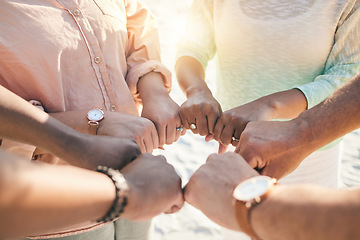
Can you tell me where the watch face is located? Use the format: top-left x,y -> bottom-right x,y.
233,176 -> 275,201
87,108 -> 104,121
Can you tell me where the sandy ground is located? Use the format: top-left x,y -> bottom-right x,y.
141,1 -> 360,239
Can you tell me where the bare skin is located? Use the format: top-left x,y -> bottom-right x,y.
185,75 -> 360,240
235,74 -> 360,179
176,56 -> 222,136
0,86 -> 140,170
138,71 -> 185,147
176,56 -> 307,154
185,152 -> 360,240
0,86 -> 184,239
47,72 -> 183,153
211,89 -> 307,149
0,151 -> 184,239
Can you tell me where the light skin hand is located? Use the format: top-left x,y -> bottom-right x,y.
120,153 -> 184,221
138,72 -> 185,147
184,152 -> 259,231
234,120 -> 316,179
97,112 -> 159,153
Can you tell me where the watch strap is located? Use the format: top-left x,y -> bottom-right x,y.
88,120 -> 99,135
234,200 -> 259,239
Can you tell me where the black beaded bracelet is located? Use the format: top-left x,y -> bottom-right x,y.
96,166 -> 129,222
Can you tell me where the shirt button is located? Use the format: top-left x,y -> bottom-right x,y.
110,105 -> 117,112
94,57 -> 102,64
73,9 -> 81,17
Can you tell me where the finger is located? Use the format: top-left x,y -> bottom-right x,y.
218,142 -> 228,153
231,129 -> 241,147
213,118 -> 224,142
207,112 -> 220,134
156,123 -> 166,147
136,138 -> 146,153
179,105 -> 192,130
166,124 -> 176,145
241,151 -> 261,169
205,133 -> 214,142
143,136 -> 153,153
151,127 -> 160,150
219,125 -> 234,146
175,125 -> 183,142
189,118 -> 199,134
196,114 -> 208,136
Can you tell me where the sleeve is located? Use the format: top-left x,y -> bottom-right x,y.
175,0 -> 216,70
295,2 -> 360,109
124,0 -> 172,101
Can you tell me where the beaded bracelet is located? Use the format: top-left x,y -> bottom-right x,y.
96,166 -> 129,222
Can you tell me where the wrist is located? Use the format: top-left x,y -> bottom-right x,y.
233,176 -> 277,239
138,72 -> 169,103
291,114 -> 319,150
186,85 -> 213,99
96,166 -> 129,222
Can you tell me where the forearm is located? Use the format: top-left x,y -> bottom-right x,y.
0,150 -> 115,239
137,71 -> 170,106
251,185 -> 360,240
0,86 -> 87,156
295,75 -> 360,149
256,89 -> 308,120
175,56 -> 212,98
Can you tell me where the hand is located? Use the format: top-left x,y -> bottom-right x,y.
184,152 -> 259,231
235,120 -> 315,179
97,112 -> 159,153
179,90 -> 222,136
212,99 -> 275,152
141,93 -> 185,147
120,153 -> 184,221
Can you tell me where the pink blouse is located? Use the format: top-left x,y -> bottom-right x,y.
0,0 -> 171,237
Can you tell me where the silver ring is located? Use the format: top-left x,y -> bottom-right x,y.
232,136 -> 240,142
176,126 -> 183,132
190,123 -> 197,130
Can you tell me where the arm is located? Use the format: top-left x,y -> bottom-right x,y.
138,71 -> 183,147
252,184 -> 360,240
175,56 -> 222,136
175,0 -> 222,137
125,1 -> 182,146
0,150 -> 115,239
0,86 -> 140,170
235,74 -> 360,179
0,151 -> 184,239
213,89 -> 307,150
185,152 -> 360,240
